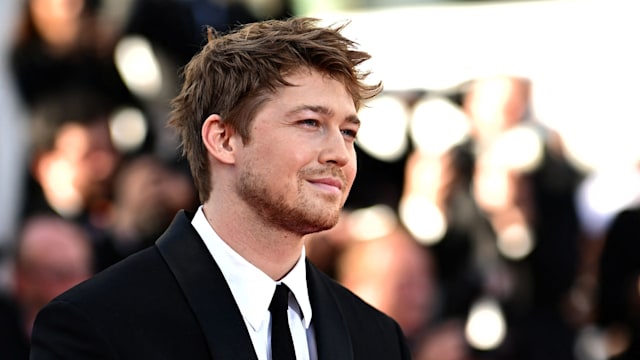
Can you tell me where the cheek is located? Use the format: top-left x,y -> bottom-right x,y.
343,162 -> 357,196
346,154 -> 358,183
347,166 -> 357,185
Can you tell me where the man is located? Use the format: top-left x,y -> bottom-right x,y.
30,17 -> 411,359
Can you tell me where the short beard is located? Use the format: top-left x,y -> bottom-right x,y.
237,163 -> 343,235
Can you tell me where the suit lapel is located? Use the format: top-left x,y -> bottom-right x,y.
156,211 -> 258,360
306,261 -> 354,360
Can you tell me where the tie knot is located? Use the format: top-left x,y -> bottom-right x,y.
269,284 -> 290,313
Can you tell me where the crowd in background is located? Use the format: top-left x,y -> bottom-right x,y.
1,1 -> 639,360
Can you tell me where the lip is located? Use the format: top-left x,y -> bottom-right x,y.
308,177 -> 343,191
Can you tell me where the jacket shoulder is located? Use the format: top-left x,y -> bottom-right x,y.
307,262 -> 411,359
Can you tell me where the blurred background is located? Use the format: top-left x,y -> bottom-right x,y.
1,0 -> 639,359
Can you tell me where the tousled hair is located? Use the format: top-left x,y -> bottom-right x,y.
169,17 -> 382,203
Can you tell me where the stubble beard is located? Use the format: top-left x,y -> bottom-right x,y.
237,165 -> 345,235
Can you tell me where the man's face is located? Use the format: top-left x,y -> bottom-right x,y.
235,69 -> 359,235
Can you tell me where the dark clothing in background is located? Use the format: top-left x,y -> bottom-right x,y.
0,293 -> 29,360
598,207 -> 640,360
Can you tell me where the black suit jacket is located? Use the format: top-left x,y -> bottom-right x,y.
30,211 -> 411,359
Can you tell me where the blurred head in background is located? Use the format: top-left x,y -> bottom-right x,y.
25,0 -> 101,52
13,214 -> 93,337
107,154 -> 197,259
28,90 -> 122,219
335,223 -> 436,340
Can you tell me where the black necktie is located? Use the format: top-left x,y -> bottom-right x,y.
269,284 -> 296,360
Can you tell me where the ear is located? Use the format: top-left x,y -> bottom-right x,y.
202,114 -> 240,164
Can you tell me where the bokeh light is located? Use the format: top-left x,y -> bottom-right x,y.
410,96 -> 470,156
114,35 -> 162,99
465,297 -> 507,351
357,94 -> 409,162
109,107 -> 148,154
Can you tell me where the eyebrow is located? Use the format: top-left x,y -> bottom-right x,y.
287,105 -> 361,126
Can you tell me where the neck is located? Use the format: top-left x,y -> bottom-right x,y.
202,200 -> 304,281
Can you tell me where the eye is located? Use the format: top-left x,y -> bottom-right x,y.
299,119 -> 319,127
341,128 -> 358,140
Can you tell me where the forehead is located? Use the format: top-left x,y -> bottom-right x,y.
273,68 -> 356,112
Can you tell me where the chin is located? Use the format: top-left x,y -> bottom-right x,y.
296,210 -> 340,235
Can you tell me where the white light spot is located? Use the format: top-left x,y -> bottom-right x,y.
109,107 -> 148,153
347,204 -> 398,241
496,223 -> 535,260
410,96 -> 470,156
357,95 -> 409,162
114,35 -> 162,99
465,297 -> 507,351
399,195 -> 446,245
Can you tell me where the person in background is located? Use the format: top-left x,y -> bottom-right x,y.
335,223 -> 434,344
18,89 -> 137,278
317,208 -> 471,360
1,214 -> 94,359
97,154 -> 197,270
23,90 -> 123,227
9,0 -> 132,110
465,76 -> 582,360
30,17 -> 411,359
400,75 -> 583,359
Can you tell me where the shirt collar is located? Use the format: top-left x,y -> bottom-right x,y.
191,206 -> 313,331
280,247 -> 313,328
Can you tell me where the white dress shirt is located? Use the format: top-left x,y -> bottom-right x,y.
192,206 -> 317,360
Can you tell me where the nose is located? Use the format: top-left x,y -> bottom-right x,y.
319,128 -> 351,167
